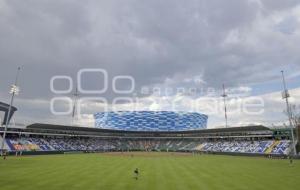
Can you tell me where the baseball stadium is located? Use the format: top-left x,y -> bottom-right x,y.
0,107 -> 300,190
1,1 -> 300,190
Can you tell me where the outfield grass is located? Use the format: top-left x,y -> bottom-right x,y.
0,152 -> 299,190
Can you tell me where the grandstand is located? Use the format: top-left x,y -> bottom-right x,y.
0,123 -> 295,157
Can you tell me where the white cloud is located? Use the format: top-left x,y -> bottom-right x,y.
2,86 -> 300,129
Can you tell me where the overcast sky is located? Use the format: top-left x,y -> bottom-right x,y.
1,0 -> 300,128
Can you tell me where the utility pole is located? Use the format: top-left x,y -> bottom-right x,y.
221,84 -> 228,128
1,67 -> 21,156
281,70 -> 297,156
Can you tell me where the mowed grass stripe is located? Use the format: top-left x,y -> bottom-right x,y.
0,153 -> 299,190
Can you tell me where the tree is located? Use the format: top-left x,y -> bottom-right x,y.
289,104 -> 300,127
286,104 -> 300,152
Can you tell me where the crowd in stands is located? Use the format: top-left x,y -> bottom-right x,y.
5,136 -> 291,155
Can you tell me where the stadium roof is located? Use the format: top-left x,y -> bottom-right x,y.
0,102 -> 17,125
26,123 -> 271,135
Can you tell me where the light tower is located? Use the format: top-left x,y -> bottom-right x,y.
1,67 -> 21,156
71,86 -> 79,125
281,70 -> 296,156
221,84 -> 228,128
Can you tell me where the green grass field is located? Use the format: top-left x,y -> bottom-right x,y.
0,152 -> 299,190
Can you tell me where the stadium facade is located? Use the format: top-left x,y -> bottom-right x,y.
94,111 -> 208,131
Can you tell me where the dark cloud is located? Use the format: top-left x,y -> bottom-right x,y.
261,0 -> 300,11
0,0 -> 300,124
